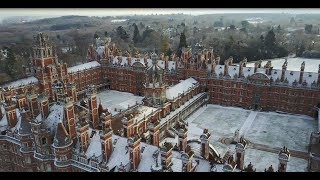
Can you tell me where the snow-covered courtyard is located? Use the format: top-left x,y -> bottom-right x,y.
185,104 -> 317,172
96,90 -> 144,115
246,112 -> 316,152
244,148 -> 308,172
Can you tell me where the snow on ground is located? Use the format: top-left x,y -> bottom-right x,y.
96,90 -> 144,116
186,104 -> 250,156
185,104 -> 316,171
246,57 -> 320,73
239,111 -> 258,137
190,104 -> 250,140
246,111 -> 316,152
244,148 -> 308,172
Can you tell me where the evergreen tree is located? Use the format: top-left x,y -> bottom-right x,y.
178,32 -> 188,48
265,29 -> 276,50
94,33 -> 99,39
5,48 -> 22,79
161,36 -> 170,55
241,20 -> 249,29
132,23 -> 141,44
305,24 -> 313,34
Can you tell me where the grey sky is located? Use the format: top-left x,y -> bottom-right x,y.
0,8 -> 319,17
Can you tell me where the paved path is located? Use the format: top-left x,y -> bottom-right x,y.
239,111 -> 258,137
248,142 -> 309,160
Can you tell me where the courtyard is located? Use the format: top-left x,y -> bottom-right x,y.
185,104 -> 317,172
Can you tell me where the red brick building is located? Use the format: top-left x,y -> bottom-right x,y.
0,32 -> 317,172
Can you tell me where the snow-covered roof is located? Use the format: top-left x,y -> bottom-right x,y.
44,104 -> 64,135
96,46 -> 105,57
132,106 -> 157,124
246,57 -> 320,73
166,78 -> 198,100
112,56 -> 128,66
157,60 -> 165,69
168,61 -> 176,71
138,142 -> 161,172
107,135 -> 130,170
2,76 -> 38,89
86,130 -> 102,159
97,90 -> 144,116
68,61 -> 101,73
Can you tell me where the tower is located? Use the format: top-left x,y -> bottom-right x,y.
278,146 -> 290,172
100,121 -> 113,162
76,119 -> 90,152
121,116 -> 134,138
31,32 -> 68,100
38,94 -> 49,120
144,52 -> 167,107
177,123 -> 188,152
4,101 -> 17,128
27,90 -> 39,119
200,129 -> 211,160
16,88 -> 27,109
66,82 -> 77,102
235,137 -> 247,170
18,109 -> 37,172
128,136 -> 141,171
160,142 -> 173,171
148,120 -> 160,146
30,114 -> 52,162
53,122 -> 73,172
87,85 -> 99,129
64,98 -> 76,139
181,145 -> 195,172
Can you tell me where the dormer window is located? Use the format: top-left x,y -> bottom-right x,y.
219,66 -> 222,69
234,68 -> 236,70
248,69 -> 250,71
274,71 -> 277,74
290,71 -> 293,75
309,74 -> 312,77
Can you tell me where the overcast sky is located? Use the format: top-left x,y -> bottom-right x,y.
0,8 -> 320,17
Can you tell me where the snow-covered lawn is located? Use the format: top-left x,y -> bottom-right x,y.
246,112 -> 316,152
185,104 -> 316,171
244,148 -> 308,172
96,90 -> 144,115
189,104 -> 250,141
186,104 -> 250,156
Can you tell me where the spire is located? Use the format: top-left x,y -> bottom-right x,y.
54,122 -> 72,147
18,109 -> 32,135
151,52 -> 158,66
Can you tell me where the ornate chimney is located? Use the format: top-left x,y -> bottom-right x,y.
278,146 -> 290,172
299,61 -> 305,84
281,59 -> 288,82
200,129 -> 211,160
